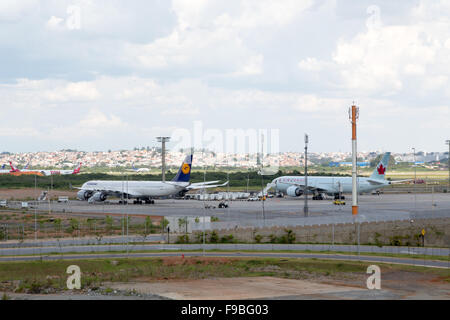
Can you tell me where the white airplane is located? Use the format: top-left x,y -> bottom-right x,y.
271,152 -> 396,200
76,154 -> 228,204
9,162 -> 82,176
127,163 -> 150,173
0,163 -> 13,174
40,163 -> 82,176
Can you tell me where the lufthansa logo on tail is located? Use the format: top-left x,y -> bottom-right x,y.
181,163 -> 190,174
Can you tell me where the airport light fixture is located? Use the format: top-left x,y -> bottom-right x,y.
304,134 -> 309,217
156,136 -> 171,182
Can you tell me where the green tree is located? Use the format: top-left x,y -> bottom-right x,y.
69,218 -> 79,233
209,230 -> 219,243
161,218 -> 169,230
105,216 -> 113,233
145,216 -> 152,233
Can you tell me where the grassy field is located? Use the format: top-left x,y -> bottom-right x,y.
0,166 -> 447,191
0,256 -> 448,294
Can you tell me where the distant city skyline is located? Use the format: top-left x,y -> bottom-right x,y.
0,149 -> 446,170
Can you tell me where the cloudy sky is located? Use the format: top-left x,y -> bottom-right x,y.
1,0 -> 449,154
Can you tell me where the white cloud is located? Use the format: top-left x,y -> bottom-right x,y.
298,57 -> 326,72
1,1 -> 450,152
79,109 -> 126,129
44,82 -> 100,102
326,1 -> 450,95
124,0 -> 313,75
0,0 -> 38,22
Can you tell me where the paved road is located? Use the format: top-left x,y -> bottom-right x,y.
1,242 -> 449,257
0,251 -> 448,268
0,235 -> 163,248
28,193 -> 450,229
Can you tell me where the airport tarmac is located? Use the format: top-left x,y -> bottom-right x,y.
33,193 -> 450,228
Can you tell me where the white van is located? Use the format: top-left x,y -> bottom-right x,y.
58,196 -> 69,203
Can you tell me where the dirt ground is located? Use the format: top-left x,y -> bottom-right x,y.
0,188 -> 77,201
2,256 -> 449,300
107,276 -> 367,299
104,271 -> 450,300
10,271 -> 446,300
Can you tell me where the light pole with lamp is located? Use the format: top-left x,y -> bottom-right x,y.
304,134 -> 308,217
446,140 -> 450,192
156,136 -> 171,182
412,147 -> 416,210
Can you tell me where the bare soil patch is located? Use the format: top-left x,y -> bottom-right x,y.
0,188 -> 77,201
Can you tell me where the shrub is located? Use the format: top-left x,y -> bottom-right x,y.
176,235 -> 189,244
254,234 -> 262,243
268,234 -> 277,243
220,234 -> 234,243
69,218 -> 79,233
374,232 -> 383,247
195,232 -> 207,243
389,236 -> 402,246
161,218 -> 169,230
105,216 -> 113,232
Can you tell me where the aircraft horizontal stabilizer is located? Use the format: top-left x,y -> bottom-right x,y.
187,181 -> 229,190
367,179 -> 387,185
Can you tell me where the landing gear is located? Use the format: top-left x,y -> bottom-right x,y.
334,194 -> 345,200
218,201 -> 228,208
312,194 -> 324,200
119,200 -> 128,204
144,199 -> 155,204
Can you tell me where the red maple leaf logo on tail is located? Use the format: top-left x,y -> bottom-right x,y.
377,164 -> 386,175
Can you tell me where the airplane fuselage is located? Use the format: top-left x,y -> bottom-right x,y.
273,176 -> 390,195
80,180 -> 189,198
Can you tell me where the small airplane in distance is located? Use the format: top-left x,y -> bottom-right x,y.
8,162 -> 44,176
0,163 -> 13,174
127,163 -> 150,173
9,162 -> 82,176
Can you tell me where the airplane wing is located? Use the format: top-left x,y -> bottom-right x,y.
186,181 -> 229,190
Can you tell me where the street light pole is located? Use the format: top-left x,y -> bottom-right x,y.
156,136 -> 171,182
446,140 -> 450,191
260,134 -> 265,224
34,175 -> 37,241
304,134 -> 308,217
412,147 -> 416,210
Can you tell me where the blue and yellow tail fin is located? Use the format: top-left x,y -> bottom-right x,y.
171,154 -> 193,182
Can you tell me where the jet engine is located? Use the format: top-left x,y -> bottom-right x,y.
286,185 -> 302,197
177,190 -> 187,197
91,192 -> 107,202
77,190 -> 93,200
